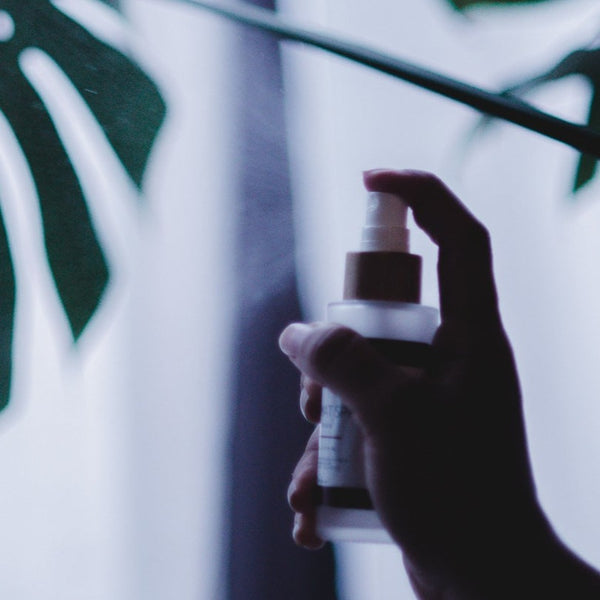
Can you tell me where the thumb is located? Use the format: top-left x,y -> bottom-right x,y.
279,322 -> 407,434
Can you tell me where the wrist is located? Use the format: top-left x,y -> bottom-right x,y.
403,507 -> 600,600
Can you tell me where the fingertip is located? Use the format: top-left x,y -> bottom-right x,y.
279,322 -> 323,360
363,168 -> 433,193
279,323 -> 308,358
293,513 -> 325,550
287,480 -> 304,512
300,379 -> 322,424
363,168 -> 394,188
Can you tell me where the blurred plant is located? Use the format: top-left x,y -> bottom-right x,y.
184,0 -> 599,186
445,0 -> 600,190
0,0 -> 165,411
0,0 -> 597,414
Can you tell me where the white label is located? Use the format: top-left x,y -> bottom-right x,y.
317,388 -> 365,488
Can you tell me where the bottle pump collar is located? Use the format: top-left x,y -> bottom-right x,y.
344,191 -> 421,303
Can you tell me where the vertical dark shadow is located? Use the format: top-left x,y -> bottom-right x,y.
226,1 -> 338,599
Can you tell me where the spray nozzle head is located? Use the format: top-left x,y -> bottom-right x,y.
360,191 -> 410,252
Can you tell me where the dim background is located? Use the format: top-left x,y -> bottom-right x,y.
0,0 -> 599,598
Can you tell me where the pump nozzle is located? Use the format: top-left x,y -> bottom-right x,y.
360,192 -> 410,252
344,190 -> 420,302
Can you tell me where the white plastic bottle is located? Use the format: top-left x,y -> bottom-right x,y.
316,191 -> 439,543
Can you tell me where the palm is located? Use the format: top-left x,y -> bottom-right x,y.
365,323 -> 537,582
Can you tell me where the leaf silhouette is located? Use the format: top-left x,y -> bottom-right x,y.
495,47 -> 600,191
184,0 -> 600,157
0,0 -> 166,410
0,208 -> 15,412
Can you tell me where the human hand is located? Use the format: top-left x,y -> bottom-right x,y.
280,170 -> 558,598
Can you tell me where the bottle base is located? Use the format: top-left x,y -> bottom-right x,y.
316,506 -> 393,544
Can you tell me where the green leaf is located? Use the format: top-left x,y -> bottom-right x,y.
446,0 -> 555,10
184,0 -> 600,158
36,5 -> 166,188
0,1 -> 166,411
0,1 -> 165,337
0,207 -> 16,412
0,64 -> 109,339
574,153 -> 598,191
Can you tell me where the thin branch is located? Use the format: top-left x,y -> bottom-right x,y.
175,0 -> 600,159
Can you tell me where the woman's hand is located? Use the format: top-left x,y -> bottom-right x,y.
279,170 -> 599,598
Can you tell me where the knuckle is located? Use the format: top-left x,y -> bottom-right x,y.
302,391 -> 321,423
308,326 -> 360,377
460,219 -> 491,256
406,169 -> 442,187
299,387 -> 309,414
414,171 -> 449,198
421,171 -> 445,189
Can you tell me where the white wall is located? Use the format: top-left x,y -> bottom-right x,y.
122,1 -> 236,598
1,1 -> 599,599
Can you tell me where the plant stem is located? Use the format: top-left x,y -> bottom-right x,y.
177,0 -> 600,159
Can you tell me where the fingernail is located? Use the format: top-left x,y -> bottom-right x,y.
278,323 -> 312,358
292,518 -> 301,543
293,516 -> 325,550
287,480 -> 297,508
363,169 -> 392,190
299,386 -> 309,408
363,168 -> 393,181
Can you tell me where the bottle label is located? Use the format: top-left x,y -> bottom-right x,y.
317,338 -> 431,510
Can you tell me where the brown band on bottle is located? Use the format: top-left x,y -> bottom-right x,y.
317,486 -> 373,510
343,251 -> 422,303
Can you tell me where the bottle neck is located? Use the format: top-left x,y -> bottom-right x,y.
343,251 -> 422,304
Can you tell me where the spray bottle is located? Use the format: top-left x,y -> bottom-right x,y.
316,190 -> 439,543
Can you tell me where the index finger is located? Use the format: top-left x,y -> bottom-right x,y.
364,169 -> 500,327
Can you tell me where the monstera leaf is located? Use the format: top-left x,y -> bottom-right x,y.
497,48 -> 600,191
0,0 -> 166,411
